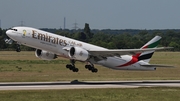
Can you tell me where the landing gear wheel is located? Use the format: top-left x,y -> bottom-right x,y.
73,68 -> 79,72
85,65 -> 89,69
66,64 -> 72,68
92,68 -> 98,73
16,44 -> 21,52
85,65 -> 92,70
88,67 -> 93,71
85,64 -> 98,73
66,60 -> 79,72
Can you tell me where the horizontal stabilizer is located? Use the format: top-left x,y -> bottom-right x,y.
141,64 -> 174,68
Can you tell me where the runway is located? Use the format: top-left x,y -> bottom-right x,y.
0,80 -> 180,90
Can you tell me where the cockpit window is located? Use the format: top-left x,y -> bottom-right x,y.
9,28 -> 18,31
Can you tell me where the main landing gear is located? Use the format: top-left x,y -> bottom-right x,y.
85,64 -> 98,73
66,59 -> 79,72
66,60 -> 98,73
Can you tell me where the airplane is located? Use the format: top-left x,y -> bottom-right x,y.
6,26 -> 173,73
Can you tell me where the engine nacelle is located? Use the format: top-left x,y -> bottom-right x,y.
68,47 -> 89,61
35,49 -> 57,60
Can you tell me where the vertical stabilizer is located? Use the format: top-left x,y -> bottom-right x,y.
134,36 -> 161,63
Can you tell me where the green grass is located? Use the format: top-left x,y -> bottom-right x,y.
0,87 -> 179,101
0,51 -> 179,82
0,51 -> 180,101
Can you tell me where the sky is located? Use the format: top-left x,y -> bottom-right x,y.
0,0 -> 180,29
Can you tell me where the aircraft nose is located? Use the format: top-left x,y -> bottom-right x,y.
6,30 -> 12,36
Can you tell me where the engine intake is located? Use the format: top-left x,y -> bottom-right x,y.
69,47 -> 89,61
35,49 -> 57,60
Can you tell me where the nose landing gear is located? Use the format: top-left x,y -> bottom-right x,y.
16,44 -> 21,52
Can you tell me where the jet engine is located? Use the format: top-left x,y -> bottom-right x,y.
68,47 -> 89,61
35,49 -> 57,60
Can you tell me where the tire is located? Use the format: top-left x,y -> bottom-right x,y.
92,68 -> 98,73
73,68 -> 79,72
66,64 -> 73,69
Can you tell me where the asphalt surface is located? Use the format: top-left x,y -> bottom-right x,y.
0,80 -> 180,90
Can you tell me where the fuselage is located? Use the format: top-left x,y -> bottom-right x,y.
6,26 -> 155,71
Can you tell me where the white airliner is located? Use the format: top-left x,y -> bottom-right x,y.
6,26 -> 173,73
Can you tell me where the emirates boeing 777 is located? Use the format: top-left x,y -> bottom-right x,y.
6,26 -> 173,73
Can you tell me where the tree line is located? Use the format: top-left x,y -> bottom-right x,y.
0,23 -> 180,51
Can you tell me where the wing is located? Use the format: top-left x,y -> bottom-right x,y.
88,47 -> 173,57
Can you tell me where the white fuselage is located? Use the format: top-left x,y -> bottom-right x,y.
6,27 -> 155,71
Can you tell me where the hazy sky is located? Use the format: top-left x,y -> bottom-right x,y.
1,0 -> 180,29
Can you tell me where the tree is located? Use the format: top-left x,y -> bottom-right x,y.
84,23 -> 93,39
74,32 -> 87,42
84,23 -> 90,33
0,28 -> 2,36
169,42 -> 180,51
